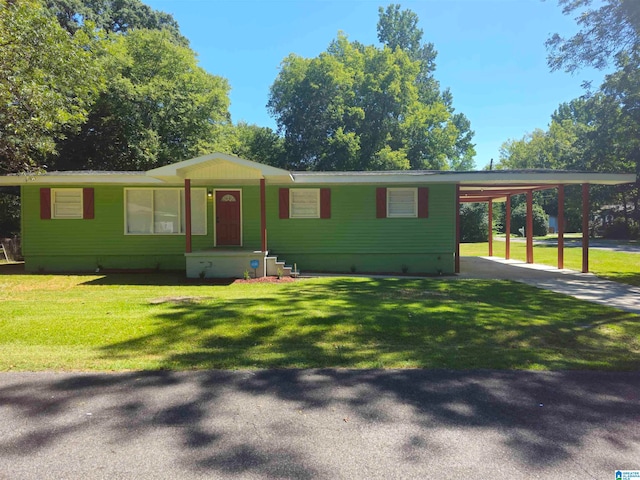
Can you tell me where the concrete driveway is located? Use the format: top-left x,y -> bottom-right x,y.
0,369 -> 639,479
459,256 -> 640,315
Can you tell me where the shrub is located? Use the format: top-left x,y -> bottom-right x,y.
460,203 -> 488,243
603,218 -> 639,240
511,203 -> 548,237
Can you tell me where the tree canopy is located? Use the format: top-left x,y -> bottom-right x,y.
0,0 -> 232,174
51,28 -> 230,171
546,0 -> 640,73
268,5 -> 475,171
46,0 -> 186,42
0,0 -> 102,174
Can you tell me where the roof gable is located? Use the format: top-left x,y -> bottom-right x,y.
146,153 -> 292,182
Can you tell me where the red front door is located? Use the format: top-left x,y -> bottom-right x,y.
215,190 -> 241,246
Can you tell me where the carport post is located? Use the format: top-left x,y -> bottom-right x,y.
557,185 -> 564,269
505,195 -> 511,260
488,199 -> 493,256
582,184 -> 589,273
526,190 -> 534,263
455,184 -> 460,273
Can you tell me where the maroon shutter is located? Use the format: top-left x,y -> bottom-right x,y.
40,188 -> 51,220
418,187 -> 429,218
376,188 -> 387,218
279,188 -> 289,219
83,188 -> 94,219
320,188 -> 331,219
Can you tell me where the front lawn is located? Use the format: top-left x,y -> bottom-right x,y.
1,273 -> 638,371
461,241 -> 640,287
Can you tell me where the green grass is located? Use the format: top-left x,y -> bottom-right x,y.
1,273 -> 638,371
462,241 -> 640,287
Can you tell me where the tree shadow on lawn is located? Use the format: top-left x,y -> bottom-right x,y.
100,278 -> 640,371
3,278 -> 638,476
0,369 -> 638,477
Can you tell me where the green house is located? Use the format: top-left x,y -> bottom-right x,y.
1,153 -> 635,277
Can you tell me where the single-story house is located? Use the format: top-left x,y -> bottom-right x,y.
0,153 -> 635,277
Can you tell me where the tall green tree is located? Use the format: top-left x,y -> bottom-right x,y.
268,6 -> 475,172
0,0 -> 101,174
51,28 -> 230,171
377,4 -> 475,170
546,0 -> 640,225
268,34 -> 417,171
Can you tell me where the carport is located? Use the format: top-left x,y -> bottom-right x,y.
452,170 -> 636,274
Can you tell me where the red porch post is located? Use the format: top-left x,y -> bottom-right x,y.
526,190 -> 534,264
505,195 -> 511,260
185,178 -> 192,254
455,184 -> 460,273
557,184 -> 565,269
488,199 -> 493,256
260,178 -> 267,252
582,183 -> 589,273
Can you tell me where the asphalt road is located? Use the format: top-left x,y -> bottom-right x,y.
0,369 -> 638,480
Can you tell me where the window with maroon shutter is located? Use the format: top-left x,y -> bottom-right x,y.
378,187 -> 427,218
290,189 -> 320,218
387,188 -> 417,217
50,188 -> 83,219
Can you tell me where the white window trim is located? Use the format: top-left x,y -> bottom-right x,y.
51,188 -> 83,219
387,187 -> 418,218
289,188 -> 320,219
213,188 -> 243,247
123,187 -> 207,235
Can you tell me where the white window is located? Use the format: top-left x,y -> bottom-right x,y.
154,189 -> 180,233
52,188 -> 83,219
125,188 -> 207,235
387,188 -> 417,218
181,189 -> 207,235
290,189 -> 320,218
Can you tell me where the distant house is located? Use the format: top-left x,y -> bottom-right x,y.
0,153 -> 634,277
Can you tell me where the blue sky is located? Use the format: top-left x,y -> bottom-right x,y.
145,0 -> 606,169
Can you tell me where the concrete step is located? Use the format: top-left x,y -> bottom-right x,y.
266,256 -> 292,277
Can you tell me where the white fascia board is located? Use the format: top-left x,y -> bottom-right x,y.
456,172 -> 636,185
291,172 -> 636,186
290,173 -> 442,184
0,174 -> 164,186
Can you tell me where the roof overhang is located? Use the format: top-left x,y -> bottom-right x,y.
0,157 -> 635,190
291,170 -> 636,202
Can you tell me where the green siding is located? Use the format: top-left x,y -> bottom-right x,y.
21,185 -> 261,272
266,184 -> 456,274
20,182 -> 456,274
